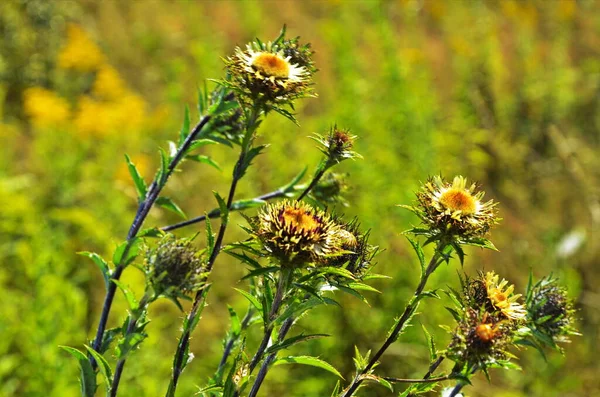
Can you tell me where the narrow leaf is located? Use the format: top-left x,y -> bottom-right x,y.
79,252 -> 110,290
156,196 -> 187,219
273,356 -> 343,379
124,154 -> 147,200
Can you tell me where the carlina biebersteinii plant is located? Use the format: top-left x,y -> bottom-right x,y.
338,176 -> 501,397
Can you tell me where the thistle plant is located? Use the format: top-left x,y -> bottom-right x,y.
61,26 -> 579,397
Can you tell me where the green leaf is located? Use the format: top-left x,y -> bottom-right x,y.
241,266 -> 280,281
406,236 -> 426,274
225,250 -> 263,269
233,288 -> 263,312
79,252 -> 110,290
421,324 -> 437,361
83,346 -> 113,387
231,198 -> 266,211
273,356 -> 343,379
112,238 -> 141,266
156,196 -> 187,219
185,154 -> 221,170
59,346 -> 96,397
187,138 -> 217,152
227,306 -> 241,335
205,214 -> 215,258
460,237 -> 498,251
361,374 -> 394,392
138,227 -> 164,238
124,154 -> 148,200
266,333 -> 329,356
236,145 -> 268,179
112,280 -> 139,311
158,147 -> 170,185
179,105 -> 191,145
213,191 -> 229,225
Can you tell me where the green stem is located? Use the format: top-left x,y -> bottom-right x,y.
166,105 -> 261,396
340,241 -> 447,397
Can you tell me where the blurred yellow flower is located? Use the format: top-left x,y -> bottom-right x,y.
23,87 -> 71,128
93,65 -> 126,100
58,24 -> 104,72
73,93 -> 147,137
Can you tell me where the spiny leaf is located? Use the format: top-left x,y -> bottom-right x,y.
83,345 -> 113,386
112,280 -> 139,311
179,105 -> 191,145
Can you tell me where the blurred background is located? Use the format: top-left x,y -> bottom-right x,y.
1,0 -> 599,396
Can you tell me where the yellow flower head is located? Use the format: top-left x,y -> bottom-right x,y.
253,200 -> 347,267
225,34 -> 315,104
415,175 -> 498,238
484,272 -> 526,321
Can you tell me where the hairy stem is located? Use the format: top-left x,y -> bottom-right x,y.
89,116 -> 211,369
340,243 -> 445,397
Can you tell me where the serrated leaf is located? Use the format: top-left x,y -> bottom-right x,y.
225,250 -> 262,269
79,252 -> 110,290
112,280 -> 139,311
273,356 -> 343,378
422,324 -> 437,361
361,374 -> 394,392
187,138 -> 217,152
124,154 -> 147,200
59,346 -> 96,397
156,196 -> 187,219
233,288 -> 263,312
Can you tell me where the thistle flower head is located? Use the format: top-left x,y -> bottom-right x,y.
224,32 -> 314,105
526,275 -> 578,347
413,175 -> 498,239
145,236 -> 207,296
313,126 -> 361,164
463,272 -> 526,322
252,200 -> 348,267
446,308 -> 516,370
484,272 -> 527,321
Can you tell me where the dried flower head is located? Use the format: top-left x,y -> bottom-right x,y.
413,175 -> 498,239
252,200 -> 347,266
225,32 -> 314,104
310,172 -> 350,206
526,275 -> 578,347
145,236 -> 207,296
446,309 -> 516,370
